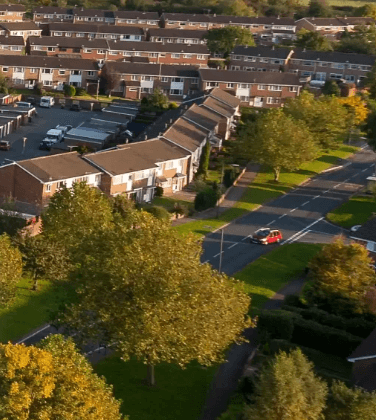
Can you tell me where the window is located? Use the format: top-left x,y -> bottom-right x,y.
30,68 -> 37,73
233,55 -> 242,60
161,77 -> 169,82
98,49 -> 105,54
43,80 -> 52,86
134,171 -> 142,180
172,53 -> 180,58
200,23 -> 208,27
245,56 -> 256,62
170,89 -> 183,95
57,181 -> 66,189
84,48 -> 92,53
319,62 -> 328,67
76,33 -> 84,37
2,67 -> 8,72
11,46 -> 21,51
172,77 -> 183,82
45,183 -> 51,192
267,97 -> 281,104
349,64 -> 358,70
330,73 -> 342,80
126,19 -> 134,24
47,47 -> 55,52
303,61 -> 314,66
191,78 -> 198,84
33,46 -> 42,51
59,47 -> 67,52
131,75 -> 140,81
361,65 -> 371,71
271,59 -> 282,64
149,52 -> 158,58
87,71 -> 95,76
332,63 -> 344,69
197,54 -> 204,60
65,32 -> 72,37
109,51 -> 117,55
71,70 -> 81,75
259,58 -> 269,63
227,83 -> 234,88
207,82 -> 218,87
14,67 -> 24,73
165,161 -> 174,169
183,54 -> 192,59
134,36 -> 141,41
59,69 -> 65,75
289,86 -> 298,92
238,83 -> 249,88
268,85 -> 282,91
243,67 -> 256,71
258,84 -> 266,90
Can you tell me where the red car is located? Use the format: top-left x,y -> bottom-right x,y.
251,228 -> 283,245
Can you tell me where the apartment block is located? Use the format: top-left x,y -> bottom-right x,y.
199,68 -> 301,107
0,4 -> 25,22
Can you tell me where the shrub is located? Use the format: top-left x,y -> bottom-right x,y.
258,310 -> 296,342
155,186 -> 163,197
282,294 -> 306,309
63,84 -> 76,97
75,87 -> 86,96
194,188 -> 218,211
168,102 -> 179,109
145,205 -> 171,222
223,167 -> 240,188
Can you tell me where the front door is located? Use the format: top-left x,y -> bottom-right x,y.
254,97 -> 264,108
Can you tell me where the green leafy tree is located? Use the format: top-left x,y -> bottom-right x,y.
203,26 -> 255,56
284,91 -> 349,150
58,208 -> 251,386
196,139 -> 211,178
141,87 -> 169,110
325,380 -> 376,420
307,0 -> 332,17
357,4 -> 376,19
244,349 -> 328,420
217,0 -> 254,16
238,108 -> 317,181
322,80 -> 341,96
101,64 -> 122,97
63,84 -> 76,97
296,29 -> 333,51
366,63 -> 376,99
0,335 -> 127,420
0,70 -> 9,94
0,234 -> 22,307
307,238 -> 376,313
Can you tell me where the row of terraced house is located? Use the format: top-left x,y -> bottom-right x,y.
0,88 -> 240,213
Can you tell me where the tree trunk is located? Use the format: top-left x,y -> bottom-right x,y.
32,275 -> 38,291
146,364 -> 155,387
273,167 -> 280,182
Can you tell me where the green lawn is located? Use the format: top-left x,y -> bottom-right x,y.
153,196 -> 194,212
326,195 -> 375,228
94,357 -> 216,420
0,278 -> 74,343
175,146 -> 358,237
235,243 -> 322,310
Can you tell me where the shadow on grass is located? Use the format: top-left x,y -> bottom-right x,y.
315,155 -> 342,165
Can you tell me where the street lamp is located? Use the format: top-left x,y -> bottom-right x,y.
204,225 -> 225,273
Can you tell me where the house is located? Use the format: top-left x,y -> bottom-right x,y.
289,48 -> 375,85
0,35 -> 24,54
0,4 -> 25,22
106,40 -> 210,66
148,28 -> 207,44
0,55 -> 99,90
83,138 -> 190,200
199,68 -> 301,107
28,36 -> 109,60
48,22 -> 145,42
348,328 -> 376,391
114,11 -> 160,27
229,45 -> 293,72
101,61 -> 200,100
0,152 -> 102,214
0,22 -> 42,40
296,16 -> 375,35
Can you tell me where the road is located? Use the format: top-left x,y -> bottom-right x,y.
202,145 -> 376,276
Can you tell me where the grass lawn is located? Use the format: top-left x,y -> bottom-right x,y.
0,278 -> 74,343
175,146 -> 358,237
326,195 -> 375,228
153,196 -> 194,212
235,243 -> 322,310
94,357 -> 217,420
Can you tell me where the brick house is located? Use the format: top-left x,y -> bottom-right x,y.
199,68 -> 301,107
28,36 -> 108,60
0,152 -> 102,214
148,28 -> 207,44
0,36 -> 24,54
229,45 -> 293,72
106,40 -> 210,66
101,61 -> 200,100
114,11 -> 160,27
296,16 -> 375,36
0,55 -> 99,90
83,138 -> 190,200
0,22 -> 42,40
0,4 -> 25,22
48,22 -> 145,42
288,48 -> 375,85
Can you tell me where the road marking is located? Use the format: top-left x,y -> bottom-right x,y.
290,230 -> 311,244
312,195 -> 320,200
203,260 -> 210,264
267,220 -> 276,225
228,242 -> 239,249
343,178 -> 350,182
362,168 -> 368,172
333,184 -> 341,189
278,214 -> 287,219
242,234 -> 253,241
16,324 -> 51,344
350,174 -> 358,179
302,201 -> 310,206
323,190 -> 330,194
290,208 -> 297,212
213,252 -> 223,258
285,217 -> 324,245
343,162 -> 352,167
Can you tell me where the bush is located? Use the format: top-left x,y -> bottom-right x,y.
173,202 -> 188,217
75,87 -> 86,96
282,294 -> 306,309
154,186 -> 163,197
63,84 -> 76,97
145,205 -> 171,222
194,188 -> 218,211
258,310 -> 296,342
291,317 -> 362,357
223,167 -> 240,188
168,102 -> 179,109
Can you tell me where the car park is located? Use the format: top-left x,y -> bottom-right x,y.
39,140 -> 53,151
25,96 -> 37,106
250,228 -> 282,245
40,96 -> 55,108
70,103 -> 81,112
0,140 -> 10,151
43,128 -> 64,144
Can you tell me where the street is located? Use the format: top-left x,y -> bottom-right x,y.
0,106 -> 100,162
202,145 -> 376,276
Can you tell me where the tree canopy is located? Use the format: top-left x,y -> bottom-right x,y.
296,29 -> 333,51
322,80 -> 341,97
244,349 -> 327,420
0,234 -> 22,307
0,335 -> 127,420
203,26 -> 255,55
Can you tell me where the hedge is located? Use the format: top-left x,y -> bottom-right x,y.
257,310 -> 297,342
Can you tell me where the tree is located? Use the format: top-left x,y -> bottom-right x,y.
322,80 -> 341,97
0,70 -> 9,94
141,87 -> 169,111
307,238 -> 376,313
357,4 -> 376,19
0,234 -> 22,307
217,0 -> 254,16
307,0 -> 332,17
244,349 -> 327,420
196,139 -> 211,178
339,96 -> 369,142
325,381 -> 376,420
296,29 -> 333,51
63,84 -> 76,97
0,335 -> 127,420
238,108 -> 317,181
366,63 -> 376,99
284,91 -> 349,150
101,64 -> 122,97
58,208 -> 251,386
203,26 -> 255,56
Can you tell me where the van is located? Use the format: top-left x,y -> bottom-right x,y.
39,96 -> 55,108
43,128 -> 64,143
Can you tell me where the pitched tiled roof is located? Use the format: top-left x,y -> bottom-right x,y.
17,152 -> 101,183
199,68 -> 301,85
84,138 -> 188,175
0,54 -> 99,70
301,16 -> 375,27
33,6 -> 74,14
183,103 -> 222,131
292,48 -> 375,66
209,87 -> 240,108
114,10 -> 159,20
105,61 -> 199,77
48,22 -> 144,35
0,4 -> 25,12
0,22 -> 41,31
202,96 -> 234,118
231,45 -> 292,59
163,117 -> 207,152
28,36 -> 108,49
0,36 -> 24,45
108,40 -> 209,54
148,28 -> 208,39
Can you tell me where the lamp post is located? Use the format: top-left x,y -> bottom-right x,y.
204,225 -> 225,273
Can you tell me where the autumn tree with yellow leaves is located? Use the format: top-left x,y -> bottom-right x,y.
0,335 -> 127,420
0,234 -> 22,307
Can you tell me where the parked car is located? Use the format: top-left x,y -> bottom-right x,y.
26,96 -> 36,105
15,101 -> 34,109
250,228 -> 283,245
55,125 -> 72,137
0,140 -> 10,151
40,96 -> 55,108
39,140 -> 53,151
42,128 -> 64,144
70,103 -> 81,112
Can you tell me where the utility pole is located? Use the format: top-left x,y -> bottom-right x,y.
219,228 -> 224,274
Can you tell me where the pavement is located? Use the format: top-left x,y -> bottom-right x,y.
0,105 -> 101,162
